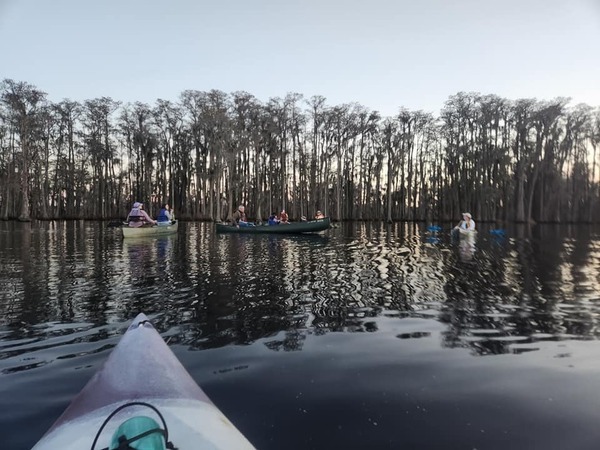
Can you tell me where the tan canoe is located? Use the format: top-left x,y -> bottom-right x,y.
121,221 -> 178,238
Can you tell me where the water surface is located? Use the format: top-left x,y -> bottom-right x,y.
1,221 -> 600,449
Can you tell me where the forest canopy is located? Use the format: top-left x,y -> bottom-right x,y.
1,78 -> 599,223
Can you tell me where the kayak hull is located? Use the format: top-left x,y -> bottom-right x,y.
121,221 -> 178,238
216,217 -> 330,234
33,313 -> 255,449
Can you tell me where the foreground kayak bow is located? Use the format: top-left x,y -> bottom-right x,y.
33,313 -> 256,449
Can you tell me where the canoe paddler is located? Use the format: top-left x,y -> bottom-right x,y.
454,212 -> 475,231
231,205 -> 254,227
279,209 -> 289,223
126,202 -> 157,228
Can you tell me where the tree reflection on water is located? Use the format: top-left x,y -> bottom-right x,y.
4,221 -> 600,450
1,221 -> 600,359
441,223 -> 600,355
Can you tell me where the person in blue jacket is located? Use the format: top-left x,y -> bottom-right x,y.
157,203 -> 173,225
268,214 -> 280,226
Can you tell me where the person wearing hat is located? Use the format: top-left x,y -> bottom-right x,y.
315,210 -> 325,219
126,201 -> 157,228
455,212 -> 475,231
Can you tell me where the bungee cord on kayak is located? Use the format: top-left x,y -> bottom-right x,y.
34,313 -> 256,449
91,401 -> 177,450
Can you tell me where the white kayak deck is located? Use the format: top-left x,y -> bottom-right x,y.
33,314 -> 255,449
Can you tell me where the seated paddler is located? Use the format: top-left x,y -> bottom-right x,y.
231,205 -> 254,227
279,209 -> 289,224
127,202 -> 157,227
268,214 -> 280,225
156,203 -> 173,225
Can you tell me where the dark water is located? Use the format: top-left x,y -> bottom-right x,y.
2,221 -> 600,449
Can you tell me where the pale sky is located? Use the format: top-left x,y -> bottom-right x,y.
1,0 -> 599,117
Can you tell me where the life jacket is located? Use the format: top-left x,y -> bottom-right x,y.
128,208 -> 146,226
157,208 -> 170,222
128,209 -> 143,222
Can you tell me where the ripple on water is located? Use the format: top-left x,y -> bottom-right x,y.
4,222 -> 600,448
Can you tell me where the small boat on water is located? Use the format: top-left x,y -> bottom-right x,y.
216,217 -> 331,234
121,221 -> 178,238
33,313 -> 256,449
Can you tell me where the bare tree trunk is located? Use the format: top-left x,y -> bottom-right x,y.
19,141 -> 31,221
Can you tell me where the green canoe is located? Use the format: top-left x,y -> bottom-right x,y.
216,217 -> 331,234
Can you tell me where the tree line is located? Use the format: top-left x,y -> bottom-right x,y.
1,78 -> 599,223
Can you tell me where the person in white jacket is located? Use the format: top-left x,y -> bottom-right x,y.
455,212 -> 475,231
